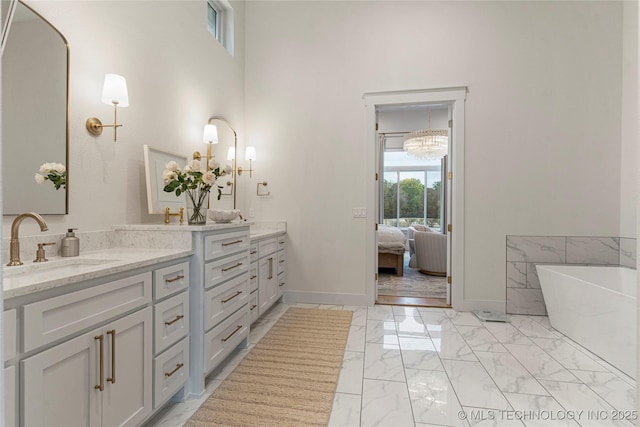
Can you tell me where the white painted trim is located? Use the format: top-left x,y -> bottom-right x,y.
283,291 -> 368,307
364,87 -> 467,310
453,299 -> 506,314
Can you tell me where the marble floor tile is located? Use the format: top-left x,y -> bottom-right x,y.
365,319 -> 398,344
337,351 -> 365,395
405,368 -> 466,426
484,323 -> 535,345
318,304 -> 344,310
531,337 -> 609,372
398,336 -> 444,371
509,315 -> 560,338
363,341 -> 406,382
395,315 -> 429,338
504,344 -> 579,383
540,380 -> 633,426
393,305 -> 422,317
344,306 -> 368,326
457,325 -> 508,353
447,311 -> 484,326
417,306 -> 446,314
431,330 -> 477,361
475,351 -> 548,396
368,305 -> 395,320
328,393 -> 362,427
594,359 -> 637,387
442,359 -> 510,410
361,379 -> 414,427
346,324 -> 366,352
570,370 -> 636,412
503,393 -> 579,427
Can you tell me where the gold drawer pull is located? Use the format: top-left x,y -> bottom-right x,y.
279,259 -> 285,264
106,330 -> 116,384
165,363 -> 184,378
250,304 -> 257,311
279,282 -> 285,287
268,257 -> 273,280
165,314 -> 184,326
250,250 -> 257,255
250,275 -> 257,280
279,240 -> 285,244
95,335 -> 104,391
221,291 -> 242,303
222,262 -> 243,272
222,240 -> 243,247
165,275 -> 184,283
221,325 -> 243,342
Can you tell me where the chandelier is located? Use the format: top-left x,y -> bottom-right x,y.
403,112 -> 448,160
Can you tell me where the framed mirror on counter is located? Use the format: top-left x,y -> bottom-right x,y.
2,0 -> 69,215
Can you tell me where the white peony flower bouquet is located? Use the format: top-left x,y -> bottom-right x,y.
35,162 -> 66,190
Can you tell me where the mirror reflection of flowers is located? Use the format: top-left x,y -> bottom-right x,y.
162,158 -> 232,224
35,162 -> 66,190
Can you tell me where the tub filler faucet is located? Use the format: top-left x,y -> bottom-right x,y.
7,212 -> 49,266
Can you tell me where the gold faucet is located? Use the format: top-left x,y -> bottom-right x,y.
7,212 -> 49,266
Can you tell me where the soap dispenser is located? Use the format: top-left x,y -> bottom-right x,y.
61,228 -> 80,257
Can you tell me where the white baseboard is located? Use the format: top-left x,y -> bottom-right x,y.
283,291 -> 369,307
453,299 -> 506,313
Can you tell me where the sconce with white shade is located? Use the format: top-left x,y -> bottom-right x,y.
86,74 -> 129,142
238,146 -> 256,178
193,123 -> 219,166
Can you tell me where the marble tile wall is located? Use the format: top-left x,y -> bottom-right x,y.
506,236 -> 636,316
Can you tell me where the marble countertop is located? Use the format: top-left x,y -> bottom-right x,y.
3,247 -> 193,300
250,229 -> 286,240
113,221 -> 251,232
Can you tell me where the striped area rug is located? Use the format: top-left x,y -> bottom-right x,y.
185,307 -> 353,427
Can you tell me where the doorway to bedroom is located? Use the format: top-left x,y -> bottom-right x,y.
376,104 -> 449,307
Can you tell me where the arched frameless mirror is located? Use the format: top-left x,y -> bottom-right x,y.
2,0 -> 69,215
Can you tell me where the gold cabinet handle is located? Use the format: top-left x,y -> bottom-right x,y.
279,240 -> 285,245
221,291 -> 242,304
250,275 -> 257,280
165,363 -> 184,378
279,259 -> 285,264
165,275 -> 184,283
165,314 -> 184,326
250,304 -> 257,311
221,325 -> 243,342
279,282 -> 285,287
250,250 -> 257,255
268,257 -> 273,280
106,330 -> 116,384
222,240 -> 243,247
222,262 -> 242,272
95,335 -> 104,391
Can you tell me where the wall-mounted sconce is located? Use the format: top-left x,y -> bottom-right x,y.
86,74 -> 129,142
238,146 -> 256,178
193,123 -> 219,165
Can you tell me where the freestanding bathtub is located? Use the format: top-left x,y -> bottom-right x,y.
536,265 -> 637,379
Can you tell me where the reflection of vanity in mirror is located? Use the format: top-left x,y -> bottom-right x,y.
144,117 -> 238,220
2,0 -> 69,215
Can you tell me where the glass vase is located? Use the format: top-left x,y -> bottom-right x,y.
185,188 -> 210,225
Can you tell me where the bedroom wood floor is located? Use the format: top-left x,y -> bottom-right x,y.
377,295 -> 450,308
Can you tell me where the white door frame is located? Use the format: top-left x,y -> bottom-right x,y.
364,87 -> 466,308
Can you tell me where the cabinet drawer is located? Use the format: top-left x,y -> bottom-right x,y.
205,274 -> 249,331
154,292 -> 189,354
277,272 -> 286,299
249,263 -> 258,293
204,306 -> 249,374
24,272 -> 152,352
4,309 -> 16,361
154,261 -> 189,301
249,292 -> 259,324
277,235 -> 286,251
258,238 -> 277,258
249,243 -> 258,263
204,230 -> 250,261
277,250 -> 286,276
153,337 -> 189,410
204,251 -> 249,289
5,365 -> 16,427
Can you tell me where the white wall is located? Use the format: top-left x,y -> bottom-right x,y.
244,1 -> 625,305
2,0 -> 246,237
621,0 -> 638,239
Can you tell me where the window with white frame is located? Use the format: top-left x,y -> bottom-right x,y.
207,0 -> 234,56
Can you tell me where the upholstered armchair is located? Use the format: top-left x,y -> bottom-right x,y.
413,230 -> 447,276
407,224 -> 429,268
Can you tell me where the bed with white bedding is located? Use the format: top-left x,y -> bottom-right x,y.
378,225 -> 406,276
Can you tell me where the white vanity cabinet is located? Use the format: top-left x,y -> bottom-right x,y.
252,232 -> 287,320
4,309 -> 17,427
188,225 -> 251,397
22,300 -> 153,427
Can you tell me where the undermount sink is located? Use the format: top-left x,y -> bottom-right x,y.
3,258 -> 118,278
